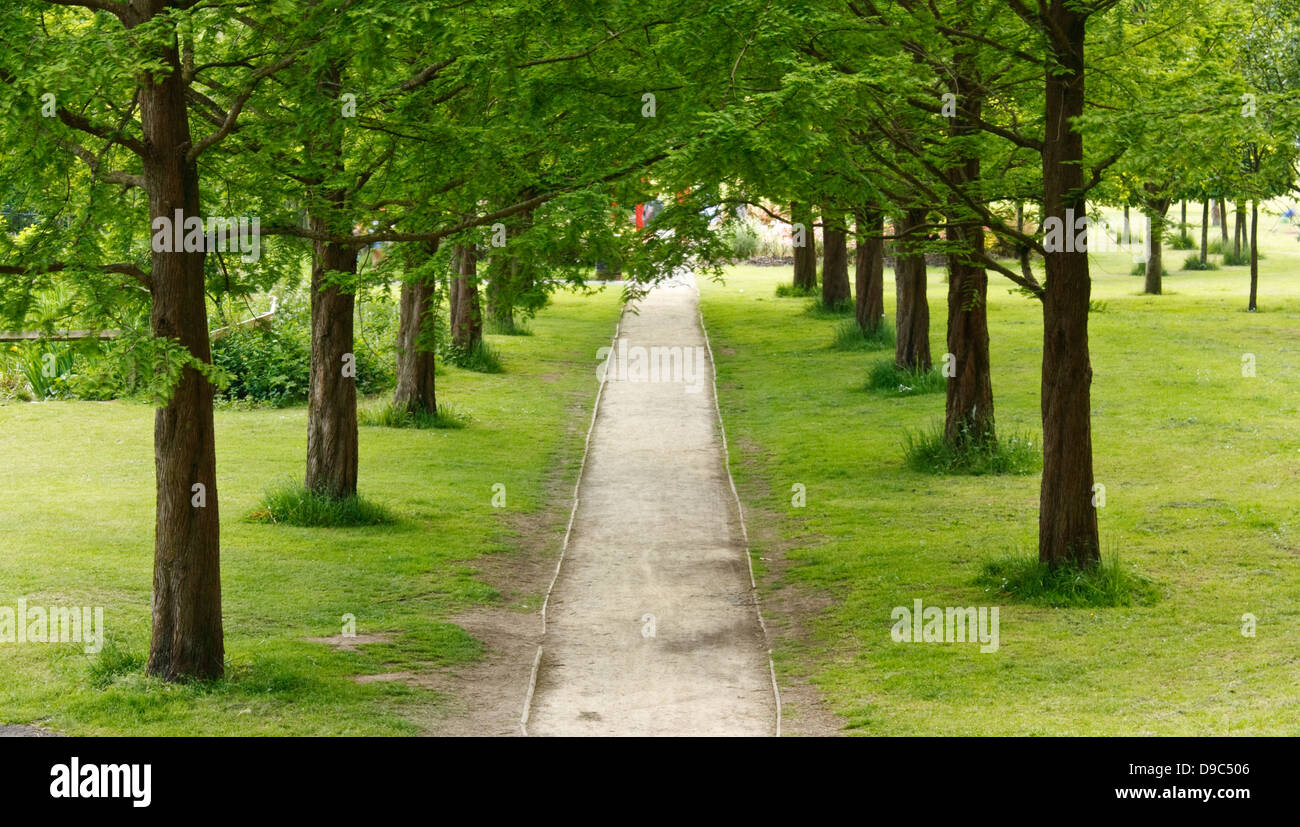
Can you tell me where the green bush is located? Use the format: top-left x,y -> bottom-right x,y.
1222,250 -> 1251,266
1182,254 -> 1218,271
723,220 -> 761,260
1170,231 -> 1195,250
212,326 -> 310,407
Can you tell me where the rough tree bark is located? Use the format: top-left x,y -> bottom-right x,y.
894,208 -> 931,371
1248,200 -> 1259,311
791,201 -> 817,291
305,239 -> 360,499
304,62 -> 359,500
944,66 -> 995,446
854,207 -> 884,333
1143,197 -> 1169,295
395,242 -> 439,415
1233,200 -> 1245,258
1038,0 -> 1099,568
143,36 -> 223,681
1218,197 -> 1229,244
1200,200 -> 1209,265
450,244 -> 482,350
821,208 -> 851,308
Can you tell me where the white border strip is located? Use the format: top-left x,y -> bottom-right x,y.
694,281 -> 783,738
519,303 -> 628,736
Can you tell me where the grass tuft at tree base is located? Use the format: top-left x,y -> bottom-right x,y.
774,282 -> 817,298
975,552 -> 1161,608
804,297 -> 854,318
358,401 -> 469,429
1182,254 -> 1218,271
444,339 -> 503,373
866,359 -> 944,395
831,318 -> 895,351
485,317 -> 532,336
902,422 -> 1041,475
250,481 -> 395,527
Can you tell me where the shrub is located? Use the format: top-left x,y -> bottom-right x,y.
212,326 -> 310,407
722,220 -> 761,260
1222,250 -> 1251,266
1170,231 -> 1195,250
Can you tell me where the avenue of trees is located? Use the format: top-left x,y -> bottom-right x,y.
1,0 -> 1297,679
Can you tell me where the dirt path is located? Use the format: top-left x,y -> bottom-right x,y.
523,276 -> 779,736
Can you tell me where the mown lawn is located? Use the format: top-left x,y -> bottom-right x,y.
700,217 -> 1300,735
0,286 -> 620,735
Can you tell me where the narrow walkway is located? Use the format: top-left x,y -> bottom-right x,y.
525,277 -> 778,736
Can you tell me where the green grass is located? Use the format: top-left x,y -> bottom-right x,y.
902,422 -> 1041,476
445,338 -> 503,373
0,286 -> 621,735
975,552 -> 1162,608
358,401 -> 469,430
1182,254 -> 1218,271
251,481 -> 396,527
831,318 -> 895,351
804,297 -> 854,318
485,317 -> 533,336
866,359 -> 945,395
774,282 -> 816,298
701,214 -> 1300,734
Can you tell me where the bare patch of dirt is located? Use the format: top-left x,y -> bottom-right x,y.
0,724 -> 61,737
302,632 -> 392,652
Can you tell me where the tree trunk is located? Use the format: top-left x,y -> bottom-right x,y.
1233,200 -> 1244,257
821,209 -> 851,308
303,61 -> 359,501
1143,201 -> 1167,295
305,240 -> 359,499
1200,200 -> 1209,264
1180,200 -> 1186,232
1038,0 -> 1099,568
143,38 -> 223,682
791,201 -> 817,291
854,207 -> 884,333
1218,197 -> 1229,243
894,207 -> 931,371
450,244 -> 482,350
1122,204 -> 1130,241
944,67 -> 995,446
1248,200 -> 1259,311
395,279 -> 438,416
